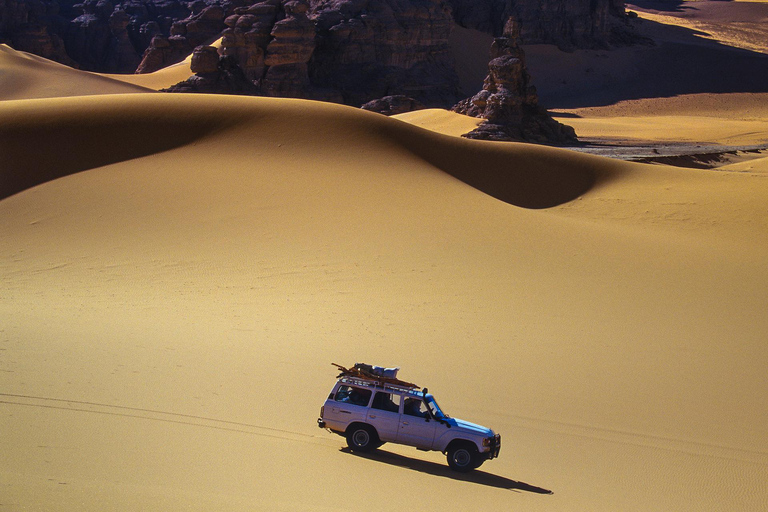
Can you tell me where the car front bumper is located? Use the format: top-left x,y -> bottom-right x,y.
485,434 -> 501,459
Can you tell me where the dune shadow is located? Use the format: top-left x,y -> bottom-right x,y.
627,0 -> 695,13
341,447 -> 553,494
0,101 -> 232,200
402,130 -> 599,209
531,13 -> 768,109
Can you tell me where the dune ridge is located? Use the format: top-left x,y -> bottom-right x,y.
1,93 -> 606,209
0,45 -> 153,100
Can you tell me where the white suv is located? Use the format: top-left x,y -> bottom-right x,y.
317,364 -> 501,472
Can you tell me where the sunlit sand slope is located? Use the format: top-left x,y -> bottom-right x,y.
102,37 -> 223,90
1,94 -> 767,512
0,44 -> 152,100
392,108 -> 484,137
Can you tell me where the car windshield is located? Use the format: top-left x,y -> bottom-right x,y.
425,395 -> 448,419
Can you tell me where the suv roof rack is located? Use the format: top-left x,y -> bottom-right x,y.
332,363 -> 419,390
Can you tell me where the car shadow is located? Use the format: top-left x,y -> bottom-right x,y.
340,447 -> 553,494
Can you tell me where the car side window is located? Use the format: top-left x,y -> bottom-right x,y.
335,385 -> 372,407
371,392 -> 401,413
403,397 -> 430,418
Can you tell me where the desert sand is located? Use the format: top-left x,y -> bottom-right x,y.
1,3 -> 767,510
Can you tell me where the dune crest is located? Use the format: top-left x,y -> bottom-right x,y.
1,94 -> 602,208
0,44 -> 153,100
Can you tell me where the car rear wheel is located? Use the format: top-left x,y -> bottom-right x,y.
346,424 -> 377,452
447,444 -> 478,472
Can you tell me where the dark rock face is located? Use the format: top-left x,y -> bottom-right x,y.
448,0 -> 631,49
1,0 -> 595,141
3,0 -> 634,74
308,0 -> 462,107
0,0 -> 77,66
453,18 -> 577,143
0,0 -> 193,72
136,3 -> 226,73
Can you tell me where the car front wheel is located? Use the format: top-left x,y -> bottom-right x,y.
447,444 -> 478,472
346,424 -> 377,452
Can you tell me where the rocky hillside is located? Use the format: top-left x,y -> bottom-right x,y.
1,0 -> 635,142
2,0 -> 631,76
449,0 -> 630,47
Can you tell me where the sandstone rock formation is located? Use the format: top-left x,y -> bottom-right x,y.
0,0 -> 77,66
161,44 -> 260,94
137,3 -> 227,74
308,0 -> 462,107
0,0 -> 612,142
448,0 -> 635,49
2,0 -> 635,113
452,18 -> 577,143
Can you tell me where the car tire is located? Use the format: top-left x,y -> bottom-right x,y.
346,424 -> 378,452
447,444 -> 478,472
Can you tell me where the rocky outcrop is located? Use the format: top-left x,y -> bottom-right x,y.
0,0 -> 77,66
447,0 -> 634,49
0,0 -> 195,72
452,18 -> 577,143
260,0 -> 316,96
3,0 -> 636,74
2,0 -> 634,116
308,0 -> 462,107
136,3 -> 226,73
161,44 -> 260,94
219,0 -> 279,82
154,0 -> 339,100
60,0 -> 139,72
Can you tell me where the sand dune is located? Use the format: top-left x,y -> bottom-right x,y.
2,90 -> 767,511
392,108 -> 484,137
101,57 -> 196,90
0,45 -> 153,100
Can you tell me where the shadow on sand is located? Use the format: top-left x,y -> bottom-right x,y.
627,0 -> 697,13
529,7 -> 768,109
341,447 -> 553,494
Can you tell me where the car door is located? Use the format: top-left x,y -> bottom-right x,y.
397,398 -> 438,449
366,391 -> 402,442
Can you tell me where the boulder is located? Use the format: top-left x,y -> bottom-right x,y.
189,44 -> 219,74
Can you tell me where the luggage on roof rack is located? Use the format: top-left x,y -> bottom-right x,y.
332,363 -> 419,389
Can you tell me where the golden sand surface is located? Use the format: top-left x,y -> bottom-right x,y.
1,8 -> 768,510
628,0 -> 768,54
392,108 -> 484,137
101,55 -> 196,90
0,45 -> 153,99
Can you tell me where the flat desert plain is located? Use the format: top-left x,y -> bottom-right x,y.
1,2 -> 767,511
